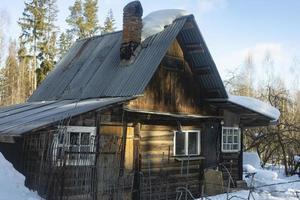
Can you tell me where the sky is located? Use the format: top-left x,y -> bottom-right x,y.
0,0 -> 299,90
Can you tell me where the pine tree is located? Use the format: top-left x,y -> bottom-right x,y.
66,0 -> 85,39
37,31 -> 57,85
102,9 -> 116,34
83,0 -> 99,36
66,0 -> 99,39
19,0 -> 58,86
18,0 -> 47,90
36,0 -> 58,85
58,31 -> 73,59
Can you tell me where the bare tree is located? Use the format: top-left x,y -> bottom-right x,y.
226,51 -> 300,175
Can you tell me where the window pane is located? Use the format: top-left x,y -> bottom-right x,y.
234,135 -> 238,143
70,132 -> 79,145
224,144 -> 229,150
232,144 -> 239,150
223,135 -> 227,143
188,132 -> 198,155
228,135 -> 233,143
175,132 -> 185,155
81,133 -> 90,145
234,129 -> 238,135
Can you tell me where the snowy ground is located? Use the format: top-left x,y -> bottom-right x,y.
204,152 -> 300,200
0,153 -> 42,200
1,150 -> 299,200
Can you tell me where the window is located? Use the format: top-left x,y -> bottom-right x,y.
222,127 -> 241,152
52,126 -> 96,166
174,131 -> 200,156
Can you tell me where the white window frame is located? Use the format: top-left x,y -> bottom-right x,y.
173,130 -> 201,156
221,127 -> 241,153
53,126 -> 96,166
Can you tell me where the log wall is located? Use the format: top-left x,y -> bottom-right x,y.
137,124 -> 205,199
220,110 -> 243,183
127,40 -> 215,116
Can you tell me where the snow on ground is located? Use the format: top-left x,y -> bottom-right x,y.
0,152 -> 42,200
228,95 -> 280,121
202,152 -> 300,200
142,9 -> 189,41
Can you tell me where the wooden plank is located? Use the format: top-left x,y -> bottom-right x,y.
141,157 -> 201,168
119,118 -> 128,176
140,130 -> 173,138
141,135 -> 173,142
0,135 -> 16,143
141,125 -> 177,132
100,125 -> 123,136
140,144 -> 172,152
124,127 -> 134,171
140,125 -> 202,132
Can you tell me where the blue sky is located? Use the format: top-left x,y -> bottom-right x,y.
1,0 -> 299,90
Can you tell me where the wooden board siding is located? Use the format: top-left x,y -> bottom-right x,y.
220,110 -> 242,183
127,40 -> 214,116
97,125 -> 123,200
138,124 -> 204,199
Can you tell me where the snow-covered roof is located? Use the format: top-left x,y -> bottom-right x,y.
142,9 -> 189,41
228,95 -> 280,121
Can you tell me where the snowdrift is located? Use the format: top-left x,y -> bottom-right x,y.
0,152 -> 42,200
142,9 -> 189,41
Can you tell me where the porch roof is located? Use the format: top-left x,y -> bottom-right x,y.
206,95 -> 280,127
0,97 -> 132,137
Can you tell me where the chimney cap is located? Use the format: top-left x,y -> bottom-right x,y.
123,1 -> 143,17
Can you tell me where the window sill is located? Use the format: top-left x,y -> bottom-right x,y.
221,150 -> 241,153
174,156 -> 205,161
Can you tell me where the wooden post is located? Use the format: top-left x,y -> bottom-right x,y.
132,123 -> 141,200
239,126 -> 244,181
119,112 -> 128,177
94,112 -> 101,200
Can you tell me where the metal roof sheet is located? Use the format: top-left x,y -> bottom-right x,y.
0,97 -> 132,136
29,15 -> 228,102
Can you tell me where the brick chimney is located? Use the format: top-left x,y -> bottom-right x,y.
120,1 -> 143,60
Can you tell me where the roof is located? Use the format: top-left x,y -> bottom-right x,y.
0,14 -> 279,137
29,15 -> 227,102
228,95 -> 280,121
206,95 -> 280,127
0,97 -> 132,136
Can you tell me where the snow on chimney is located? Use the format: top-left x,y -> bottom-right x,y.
120,1 -> 143,60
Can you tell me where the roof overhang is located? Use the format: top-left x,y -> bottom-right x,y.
176,15 -> 228,99
206,95 -> 280,127
0,97 -> 133,140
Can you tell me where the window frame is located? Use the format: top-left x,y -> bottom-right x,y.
53,126 -> 96,166
221,126 -> 241,153
173,130 -> 201,156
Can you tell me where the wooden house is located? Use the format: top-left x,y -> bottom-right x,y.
0,1 -> 279,199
